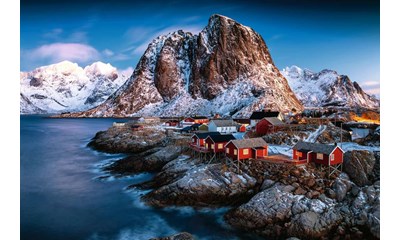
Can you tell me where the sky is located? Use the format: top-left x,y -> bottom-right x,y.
20,0 -> 380,96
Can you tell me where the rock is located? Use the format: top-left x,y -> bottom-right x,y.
294,187 -> 307,195
306,178 -> 316,187
104,145 -> 182,175
260,179 -> 275,190
286,210 -> 342,239
142,161 -> 257,207
343,150 -> 376,186
150,232 -> 195,240
88,124 -> 167,153
332,173 -> 352,201
225,183 -> 339,238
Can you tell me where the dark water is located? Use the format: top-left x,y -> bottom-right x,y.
21,115 -> 254,240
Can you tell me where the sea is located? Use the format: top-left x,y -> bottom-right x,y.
20,115 -> 258,240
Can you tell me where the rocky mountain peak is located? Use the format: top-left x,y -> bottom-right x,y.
60,15 -> 304,118
282,65 -> 379,109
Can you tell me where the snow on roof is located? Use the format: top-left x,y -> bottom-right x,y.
210,119 -> 237,127
293,141 -> 341,155
230,138 -> 267,149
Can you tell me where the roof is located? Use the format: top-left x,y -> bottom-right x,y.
192,123 -> 202,128
261,117 -> 285,126
229,138 -> 268,149
181,126 -> 193,131
192,116 -> 208,119
293,141 -> 342,155
206,134 -> 236,143
193,132 -> 221,139
234,118 -> 251,124
250,111 -> 281,119
209,119 -> 237,127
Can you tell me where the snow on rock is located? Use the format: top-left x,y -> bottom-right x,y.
282,65 -> 379,109
20,61 -> 130,114
63,14 -> 303,118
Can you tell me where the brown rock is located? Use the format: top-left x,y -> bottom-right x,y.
294,187 -> 307,195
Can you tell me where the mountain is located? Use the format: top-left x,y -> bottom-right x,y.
63,14 -> 303,118
281,66 -> 379,109
20,61 -> 130,114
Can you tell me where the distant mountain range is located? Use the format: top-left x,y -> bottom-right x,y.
20,15 -> 379,116
20,61 -> 131,114
281,66 -> 379,109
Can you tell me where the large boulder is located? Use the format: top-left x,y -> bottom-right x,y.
88,124 -> 167,153
332,173 -> 353,201
150,232 -> 195,240
141,161 -> 257,207
104,145 -> 182,175
343,150 -> 376,186
225,183 -> 339,239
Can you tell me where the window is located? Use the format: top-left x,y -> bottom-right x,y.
226,148 -> 230,154
234,149 -> 238,155
205,143 -> 208,148
330,155 -> 335,161
243,149 -> 249,155
192,138 -> 196,143
317,153 -> 324,160
218,143 -> 223,149
211,144 -> 214,149
296,151 -> 302,157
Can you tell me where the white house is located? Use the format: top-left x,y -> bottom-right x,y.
208,120 -> 238,134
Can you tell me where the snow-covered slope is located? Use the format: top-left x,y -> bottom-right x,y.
63,14 -> 303,118
20,61 -> 130,114
282,66 -> 379,109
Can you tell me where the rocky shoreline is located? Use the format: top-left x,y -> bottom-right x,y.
91,124 -> 380,240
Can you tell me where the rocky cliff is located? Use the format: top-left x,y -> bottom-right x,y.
63,14 -> 303,118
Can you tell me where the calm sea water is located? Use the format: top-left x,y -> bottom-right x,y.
20,115 -> 256,240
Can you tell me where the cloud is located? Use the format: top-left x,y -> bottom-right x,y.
359,80 -> 380,97
43,28 -> 63,40
360,80 -> 380,87
27,43 -> 100,64
102,49 -> 114,57
118,66 -> 134,77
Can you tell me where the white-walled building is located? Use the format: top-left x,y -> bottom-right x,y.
208,120 -> 238,134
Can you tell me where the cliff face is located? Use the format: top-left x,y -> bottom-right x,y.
282,66 -> 379,109
64,14 -> 303,118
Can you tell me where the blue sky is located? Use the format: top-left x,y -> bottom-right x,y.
21,0 -> 380,96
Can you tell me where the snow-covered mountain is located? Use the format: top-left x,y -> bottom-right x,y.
282,66 -> 379,109
20,61 -> 131,114
63,14 -> 303,118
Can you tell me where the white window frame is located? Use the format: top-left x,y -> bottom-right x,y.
243,149 -> 249,155
205,143 -> 208,148
234,149 -> 238,155
226,148 -> 230,154
211,144 -> 214,149
317,153 -> 324,160
330,154 -> 335,161
218,143 -> 223,149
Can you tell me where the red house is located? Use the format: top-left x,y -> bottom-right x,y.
165,120 -> 179,126
225,138 -> 268,161
192,116 -> 209,124
204,134 -> 236,153
255,117 -> 285,135
292,141 -> 344,166
237,124 -> 247,132
190,132 -> 221,150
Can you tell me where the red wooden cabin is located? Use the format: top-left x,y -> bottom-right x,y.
225,138 -> 268,161
192,116 -> 209,124
204,134 -> 236,153
255,117 -> 285,135
190,132 -> 221,150
165,120 -> 179,126
292,141 -> 344,166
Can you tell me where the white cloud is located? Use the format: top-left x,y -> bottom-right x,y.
102,49 -> 114,57
27,43 -> 100,64
360,80 -> 380,87
118,66 -> 134,77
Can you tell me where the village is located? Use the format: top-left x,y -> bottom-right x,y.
110,108 -> 379,178
87,108 -> 381,239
